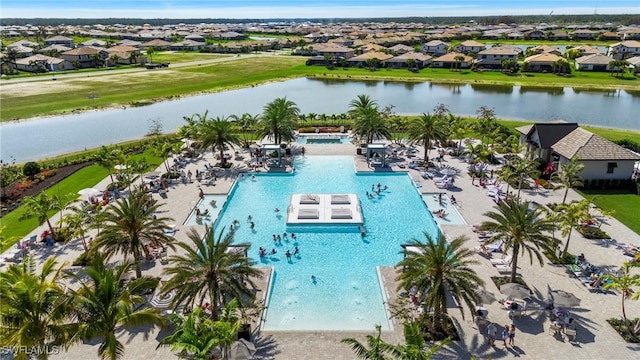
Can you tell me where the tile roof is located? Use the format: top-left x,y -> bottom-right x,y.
575,54 -> 615,65
552,128 -> 640,160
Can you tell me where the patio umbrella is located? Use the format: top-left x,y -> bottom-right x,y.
230,339 -> 256,360
439,168 -> 457,176
551,290 -> 581,307
78,188 -> 101,198
499,283 -> 531,300
114,164 -> 128,171
474,288 -> 498,305
150,290 -> 175,309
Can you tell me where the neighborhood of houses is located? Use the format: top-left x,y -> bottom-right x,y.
1,21 -> 640,74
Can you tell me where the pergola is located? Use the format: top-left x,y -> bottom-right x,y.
261,144 -> 282,167
366,143 -> 386,167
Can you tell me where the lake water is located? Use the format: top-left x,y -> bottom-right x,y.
1,78 -> 638,163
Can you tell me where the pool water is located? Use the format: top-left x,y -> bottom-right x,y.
421,193 -> 467,225
209,156 -> 439,331
296,135 -> 351,144
184,194 -> 228,226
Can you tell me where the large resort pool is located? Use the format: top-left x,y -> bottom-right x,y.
190,156 -> 439,331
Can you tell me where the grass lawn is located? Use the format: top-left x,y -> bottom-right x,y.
151,52 -> 232,63
578,190 -> 640,236
0,150 -> 164,251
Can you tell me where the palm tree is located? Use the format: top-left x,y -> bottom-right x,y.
229,113 -> 260,145
145,47 -> 155,64
158,307 -> 220,360
19,193 -> 63,239
497,165 -> 518,196
92,187 -> 175,278
258,97 -> 299,144
381,323 -> 450,360
602,262 -> 640,322
348,94 -> 378,116
481,200 -> 554,282
60,208 -> 92,252
0,257 -> 75,359
608,59 -> 628,77
161,226 -> 261,321
341,324 -> 390,360
154,137 -> 181,173
554,156 -> 584,204
353,106 -> 390,144
197,116 -> 242,167
453,55 -> 465,71
511,154 -> 540,200
397,234 -> 483,331
407,113 -> 449,165
94,146 -> 118,182
66,256 -> 164,360
556,199 -> 591,257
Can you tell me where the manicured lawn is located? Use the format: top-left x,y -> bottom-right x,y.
152,52 -> 232,63
579,190 -> 640,236
0,150 -> 165,251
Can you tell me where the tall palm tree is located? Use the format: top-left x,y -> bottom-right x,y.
481,200 -> 554,282
258,97 -> 299,144
197,116 -> 242,167
407,113 -> 449,164
229,113 -> 260,145
341,324 -> 390,360
0,257 -> 75,359
94,146 -> 118,182
60,208 -> 92,252
19,193 -> 63,239
348,94 -> 378,116
511,154 -> 540,201
92,187 -> 175,278
353,106 -> 390,144
381,323 -> 450,360
397,233 -> 483,331
602,262 -> 640,322
161,226 -> 261,321
66,256 -> 164,360
554,156 -> 584,204
497,165 -> 518,196
154,137 -> 182,173
556,199 -> 591,257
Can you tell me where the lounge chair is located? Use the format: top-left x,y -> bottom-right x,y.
491,255 -> 512,266
298,209 -> 319,219
495,264 -> 511,274
486,186 -> 503,197
564,328 -> 577,343
300,194 -> 320,205
331,208 -> 352,219
486,240 -> 504,253
331,194 -> 351,204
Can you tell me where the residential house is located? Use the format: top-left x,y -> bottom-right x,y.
360,43 -> 387,53
599,31 -> 620,41
421,40 -> 449,56
431,52 -> 472,69
212,31 -> 246,40
571,29 -> 599,40
529,45 -> 562,56
626,56 -> 640,72
117,39 -> 143,49
105,45 -> 142,64
453,40 -> 485,54
569,45 -> 603,57
516,122 -> 579,163
15,54 -> 72,72
315,44 -> 355,59
387,44 -> 414,55
608,40 -> 640,59
184,34 -> 206,42
141,39 -> 171,51
6,40 -> 39,50
38,44 -> 72,55
386,52 -> 432,69
574,54 -> 617,72
170,40 -> 206,51
551,128 -> 640,181
79,39 -> 107,47
8,45 -> 34,58
547,30 -> 569,41
346,51 -> 393,68
60,47 -> 108,68
475,46 -> 520,69
44,35 -> 75,48
523,29 -> 546,40
523,53 -> 564,72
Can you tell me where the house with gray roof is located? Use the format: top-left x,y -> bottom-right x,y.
386,52 -> 432,69
517,123 -> 640,181
574,54 -> 616,71
44,35 -> 74,48
475,46 -> 521,69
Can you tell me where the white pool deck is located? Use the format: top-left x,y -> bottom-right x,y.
286,193 -> 363,224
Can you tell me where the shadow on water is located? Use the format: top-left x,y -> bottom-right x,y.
519,86 -> 565,96
471,83 -> 514,94
429,82 -> 464,94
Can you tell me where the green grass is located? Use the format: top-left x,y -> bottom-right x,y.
0,149 -> 164,251
151,52 -> 231,63
578,190 -> 640,236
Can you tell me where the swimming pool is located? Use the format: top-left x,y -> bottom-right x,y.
296,134 -> 351,144
212,156 -> 439,331
421,193 -> 467,225
183,194 -> 228,226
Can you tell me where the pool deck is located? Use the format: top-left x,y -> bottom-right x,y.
9,139 -> 640,359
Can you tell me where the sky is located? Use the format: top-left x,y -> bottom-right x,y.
0,0 -> 638,19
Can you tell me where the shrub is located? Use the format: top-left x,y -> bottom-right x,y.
491,276 -> 530,290
161,172 -> 180,180
544,249 -> 576,265
607,318 -> 640,343
72,251 -> 96,266
577,226 -> 611,239
22,162 -> 41,179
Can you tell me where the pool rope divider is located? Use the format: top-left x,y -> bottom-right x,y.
376,266 -> 395,331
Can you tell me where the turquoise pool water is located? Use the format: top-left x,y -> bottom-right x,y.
421,193 -> 467,225
296,135 -> 351,144
210,156 -> 439,331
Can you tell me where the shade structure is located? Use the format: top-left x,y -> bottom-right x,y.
78,188 -> 101,198
150,290 -> 175,309
499,283 -> 530,300
439,168 -> 457,176
475,288 -> 498,305
551,290 -> 581,307
230,339 -> 256,360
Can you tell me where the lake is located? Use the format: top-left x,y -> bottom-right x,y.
1,77 -> 638,163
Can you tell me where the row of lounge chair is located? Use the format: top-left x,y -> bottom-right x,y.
297,208 -> 353,220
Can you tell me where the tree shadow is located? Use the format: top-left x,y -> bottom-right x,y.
252,332 -> 279,360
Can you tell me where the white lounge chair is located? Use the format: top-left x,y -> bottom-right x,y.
495,264 -> 511,273
491,255 -> 512,266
